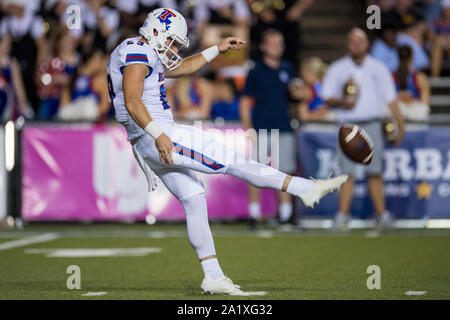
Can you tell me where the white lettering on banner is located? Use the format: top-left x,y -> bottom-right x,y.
414,149 -> 442,180
93,133 -> 148,214
385,183 -> 410,197
443,150 -> 450,179
383,150 -> 414,181
384,149 -> 450,181
438,183 -> 450,197
314,148 -> 450,182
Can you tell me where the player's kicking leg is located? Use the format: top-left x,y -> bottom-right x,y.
131,124 -> 348,295
165,123 -> 349,208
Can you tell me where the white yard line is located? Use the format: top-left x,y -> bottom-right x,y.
0,233 -> 59,251
405,290 -> 427,296
82,292 -> 107,296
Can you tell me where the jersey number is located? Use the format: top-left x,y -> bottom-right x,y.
159,84 -> 170,110
107,74 -> 115,108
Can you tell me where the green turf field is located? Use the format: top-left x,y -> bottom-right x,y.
0,224 -> 449,299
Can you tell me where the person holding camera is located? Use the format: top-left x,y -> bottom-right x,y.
321,28 -> 405,230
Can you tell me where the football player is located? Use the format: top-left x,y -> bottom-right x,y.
107,8 -> 348,295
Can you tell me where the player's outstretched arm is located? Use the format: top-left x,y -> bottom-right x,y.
165,37 -> 246,78
123,64 -> 174,165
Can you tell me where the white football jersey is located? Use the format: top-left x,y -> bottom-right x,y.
107,36 -> 174,140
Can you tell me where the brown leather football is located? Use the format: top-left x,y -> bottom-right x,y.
338,124 -> 374,165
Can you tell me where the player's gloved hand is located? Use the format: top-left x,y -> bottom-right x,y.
217,37 -> 246,53
155,133 -> 175,165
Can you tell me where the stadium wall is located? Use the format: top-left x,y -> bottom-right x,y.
20,123 -> 277,222
297,123 -> 450,220
17,122 -> 450,222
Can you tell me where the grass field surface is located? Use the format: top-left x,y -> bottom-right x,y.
0,224 -> 449,300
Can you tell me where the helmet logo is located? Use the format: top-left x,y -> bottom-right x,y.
158,9 -> 176,31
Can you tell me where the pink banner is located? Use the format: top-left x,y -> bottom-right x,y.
22,123 -> 277,221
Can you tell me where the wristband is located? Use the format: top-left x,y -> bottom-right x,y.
144,121 -> 164,139
201,45 -> 219,63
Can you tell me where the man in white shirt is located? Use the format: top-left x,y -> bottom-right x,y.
321,28 -> 405,229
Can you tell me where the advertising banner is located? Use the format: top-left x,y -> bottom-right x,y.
297,124 -> 450,219
22,124 -> 277,221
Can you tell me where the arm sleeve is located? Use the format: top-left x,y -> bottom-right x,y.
119,43 -> 157,70
377,63 -> 397,104
321,64 -> 341,100
242,69 -> 257,97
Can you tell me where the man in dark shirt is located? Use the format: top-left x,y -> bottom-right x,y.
240,28 -> 298,229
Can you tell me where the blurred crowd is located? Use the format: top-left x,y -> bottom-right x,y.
0,0 -> 448,124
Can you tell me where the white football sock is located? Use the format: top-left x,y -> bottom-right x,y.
286,176 -> 313,196
181,193 -> 219,255
279,202 -> 293,222
226,159 -> 287,190
248,202 -> 261,219
201,258 -> 224,280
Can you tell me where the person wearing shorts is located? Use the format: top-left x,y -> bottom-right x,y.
322,28 -> 405,229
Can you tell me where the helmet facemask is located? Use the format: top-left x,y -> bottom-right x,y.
156,36 -> 186,70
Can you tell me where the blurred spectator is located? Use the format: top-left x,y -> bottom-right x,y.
394,45 -> 430,121
293,57 -> 334,122
381,0 -> 429,70
58,49 -> 110,121
0,33 -> 32,121
0,0 -> 47,114
195,0 -> 250,70
371,24 -> 399,72
209,77 -> 242,120
382,0 -> 425,32
430,0 -> 450,77
81,0 -> 120,54
193,0 -> 251,119
37,27 -> 78,120
424,0 -> 443,28
239,29 -> 298,229
166,77 -> 214,120
396,27 -> 430,70
166,75 -> 243,121
247,0 -> 313,69
115,0 -> 177,30
365,0 -> 395,11
321,28 -> 405,230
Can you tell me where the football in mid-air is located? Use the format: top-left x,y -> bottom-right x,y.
338,124 -> 374,165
